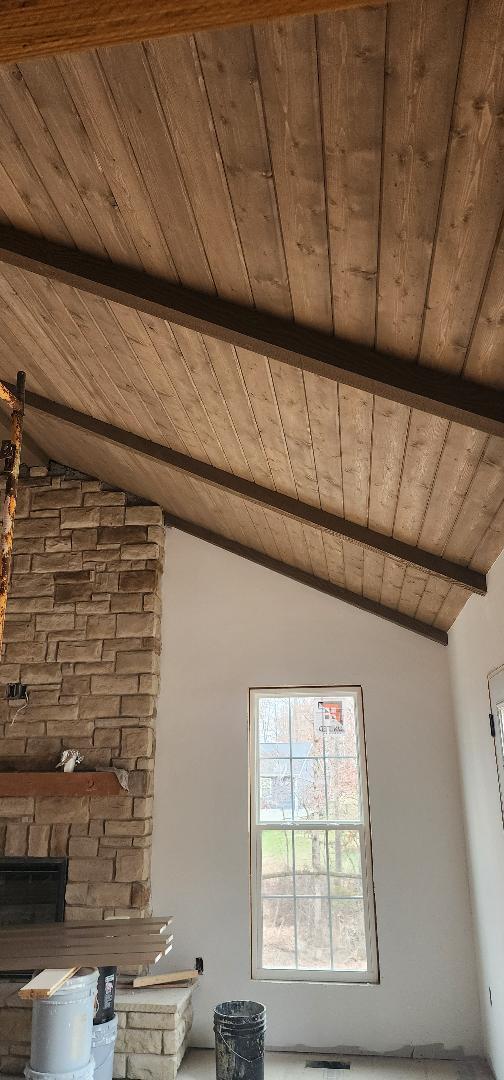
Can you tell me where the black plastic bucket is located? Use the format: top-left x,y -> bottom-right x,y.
214,1001 -> 266,1080
94,967 -> 117,1026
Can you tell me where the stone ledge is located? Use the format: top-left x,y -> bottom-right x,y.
115,985 -> 192,1016
113,988 -> 193,1080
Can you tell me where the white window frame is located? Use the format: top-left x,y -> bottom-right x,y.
249,685 -> 378,983
488,665 -> 504,829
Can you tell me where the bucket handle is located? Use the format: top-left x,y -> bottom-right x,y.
218,1033 -> 262,1065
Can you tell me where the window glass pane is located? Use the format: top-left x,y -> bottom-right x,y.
328,829 -> 362,882
293,759 -> 327,821
261,830 -> 293,896
262,898 -> 295,968
331,899 -> 367,970
259,758 -> 292,821
294,830 -> 328,896
327,760 -> 361,822
290,695 -> 357,758
290,696 -> 324,756
297,898 -> 331,969
258,697 -> 290,754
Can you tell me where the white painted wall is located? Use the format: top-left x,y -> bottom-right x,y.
152,529 -> 481,1055
448,548 -> 504,1078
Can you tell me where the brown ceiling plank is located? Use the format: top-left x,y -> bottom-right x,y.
317,3 -> 385,603
145,35 -> 254,306
377,0 -> 467,362
97,44 -> 215,296
57,51 -> 177,277
417,425 -> 487,557
383,0 -> 504,572
397,564 -> 431,620
420,0 -> 504,377
254,16 -> 332,330
194,25 -> 316,517
433,583 -> 467,632
370,0 -> 467,545
414,576 -> 453,628
1,227 -> 503,437
18,386 -> 486,594
464,225 -> 504,388
318,4 -> 385,345
252,17 -> 333,521
195,24 -> 292,319
443,436 -> 504,572
164,512 -> 448,646
235,350 -> 299,498
0,0 -> 391,65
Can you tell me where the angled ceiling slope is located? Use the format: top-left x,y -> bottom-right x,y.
0,0 -> 502,643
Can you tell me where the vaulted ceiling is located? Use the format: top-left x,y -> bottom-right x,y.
0,0 -> 503,643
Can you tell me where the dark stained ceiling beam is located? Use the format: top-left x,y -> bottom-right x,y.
0,0 -> 390,64
164,513 -> 449,645
17,386 -> 486,594
0,227 -> 503,438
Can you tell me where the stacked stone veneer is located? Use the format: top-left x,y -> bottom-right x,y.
114,987 -> 193,1080
0,465 -> 164,920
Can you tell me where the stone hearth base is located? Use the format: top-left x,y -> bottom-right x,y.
0,981 -> 193,1080
114,985 -> 193,1080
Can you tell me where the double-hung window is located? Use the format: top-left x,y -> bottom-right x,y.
250,686 -> 378,982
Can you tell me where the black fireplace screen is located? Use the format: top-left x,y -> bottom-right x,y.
0,857 -> 67,927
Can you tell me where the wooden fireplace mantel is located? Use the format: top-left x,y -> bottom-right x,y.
0,772 -> 126,796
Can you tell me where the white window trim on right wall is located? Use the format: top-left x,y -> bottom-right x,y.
249,685 -> 379,984
488,664 -> 504,829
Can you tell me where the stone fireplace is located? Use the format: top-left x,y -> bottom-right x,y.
0,464 -> 164,922
0,467 -> 194,1080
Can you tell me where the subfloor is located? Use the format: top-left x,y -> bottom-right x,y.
179,1049 -> 492,1080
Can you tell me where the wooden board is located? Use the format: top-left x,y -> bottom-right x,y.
0,772 -> 125,797
133,969 -> 199,987
0,945 -> 172,972
0,0 -> 391,63
1,935 -> 174,953
0,940 -> 173,959
9,919 -> 171,932
18,968 -> 78,1000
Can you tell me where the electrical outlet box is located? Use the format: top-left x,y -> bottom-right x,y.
6,682 -> 28,701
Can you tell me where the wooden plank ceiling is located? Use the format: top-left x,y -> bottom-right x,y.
0,0 -> 503,639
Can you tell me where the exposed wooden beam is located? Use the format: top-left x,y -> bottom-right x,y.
164,513 -> 449,645
18,386 -> 486,594
0,0 -> 390,64
0,227 -> 503,437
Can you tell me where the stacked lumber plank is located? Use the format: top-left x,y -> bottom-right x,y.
0,917 -> 173,971
19,968 -> 80,1000
132,969 -> 199,988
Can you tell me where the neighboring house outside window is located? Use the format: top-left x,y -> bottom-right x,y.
250,686 -> 378,982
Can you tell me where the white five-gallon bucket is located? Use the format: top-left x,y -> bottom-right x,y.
91,1015 -> 118,1080
25,968 -> 98,1080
